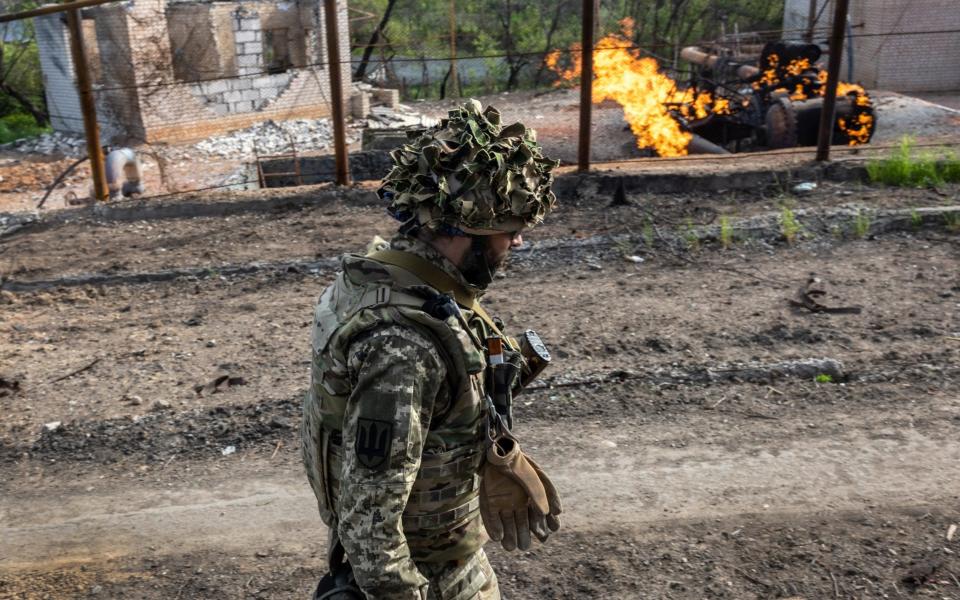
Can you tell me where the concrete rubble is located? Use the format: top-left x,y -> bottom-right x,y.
1,131 -> 86,157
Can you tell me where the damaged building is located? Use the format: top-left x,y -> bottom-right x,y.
783,0 -> 960,92
35,0 -> 358,143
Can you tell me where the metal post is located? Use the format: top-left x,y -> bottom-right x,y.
66,8 -> 108,201
816,0 -> 850,162
577,0 -> 594,172
805,0 -> 819,42
323,0 -> 350,185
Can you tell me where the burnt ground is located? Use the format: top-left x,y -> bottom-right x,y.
1,171 -> 959,599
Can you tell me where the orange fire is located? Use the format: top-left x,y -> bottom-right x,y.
547,18 -> 726,157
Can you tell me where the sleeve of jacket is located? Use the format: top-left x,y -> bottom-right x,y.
337,323 -> 447,599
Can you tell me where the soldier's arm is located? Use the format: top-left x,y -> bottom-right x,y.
337,324 -> 447,599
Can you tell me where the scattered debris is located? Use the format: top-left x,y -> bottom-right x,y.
0,375 -> 20,398
194,372 -> 247,396
789,275 -> 863,314
948,523 -> 957,542
49,357 -> 102,383
792,182 -> 818,195
151,399 -> 172,412
901,557 -> 942,589
221,445 -> 236,456
624,255 -> 644,263
0,131 -> 85,157
43,421 -> 62,432
193,119 -> 350,157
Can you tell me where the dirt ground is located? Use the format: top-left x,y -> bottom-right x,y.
1,164 -> 959,599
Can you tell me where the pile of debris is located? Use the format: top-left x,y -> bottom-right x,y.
193,118 -> 361,157
0,131 -> 86,157
365,104 -> 439,130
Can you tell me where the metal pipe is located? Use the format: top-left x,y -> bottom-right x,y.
66,8 -> 108,201
577,0 -> 594,172
687,134 -> 731,155
816,0 -> 850,162
0,0 -> 120,23
680,46 -> 759,78
323,0 -> 350,185
806,0 -> 819,42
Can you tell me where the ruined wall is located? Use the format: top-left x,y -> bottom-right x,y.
35,13 -> 85,136
37,0 -> 353,144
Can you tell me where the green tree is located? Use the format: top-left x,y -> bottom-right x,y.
1,1 -> 49,126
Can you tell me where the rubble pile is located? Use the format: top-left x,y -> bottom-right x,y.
194,118 -> 354,157
365,104 -> 439,130
0,131 -> 85,157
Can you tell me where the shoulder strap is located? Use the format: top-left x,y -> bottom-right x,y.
368,249 -> 505,338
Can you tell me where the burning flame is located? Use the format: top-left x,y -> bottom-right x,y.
547,18 -> 729,157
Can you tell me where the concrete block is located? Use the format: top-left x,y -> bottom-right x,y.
258,86 -> 281,99
243,42 -> 263,55
235,30 -> 257,43
202,80 -> 229,95
350,91 -> 370,119
237,55 -> 259,68
252,75 -> 276,89
372,88 -> 400,108
240,18 -> 260,31
241,89 -> 261,101
223,90 -> 245,103
210,103 -> 230,116
231,101 -> 254,113
229,78 -> 253,92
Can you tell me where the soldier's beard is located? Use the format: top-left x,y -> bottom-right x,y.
460,236 -> 510,289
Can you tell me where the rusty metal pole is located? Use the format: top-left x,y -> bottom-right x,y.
66,8 -> 108,201
577,0 -> 594,172
816,0 -> 850,162
323,0 -> 350,185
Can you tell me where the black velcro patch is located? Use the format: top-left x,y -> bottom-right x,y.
355,418 -> 393,470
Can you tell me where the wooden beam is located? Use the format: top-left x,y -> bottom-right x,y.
66,8 -> 108,201
323,0 -> 350,186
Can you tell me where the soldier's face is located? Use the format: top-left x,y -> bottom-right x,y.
486,230 -> 523,270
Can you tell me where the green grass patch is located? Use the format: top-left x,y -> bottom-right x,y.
866,137 -> 960,187
779,206 -> 802,244
814,374 -> 834,384
0,112 -> 51,145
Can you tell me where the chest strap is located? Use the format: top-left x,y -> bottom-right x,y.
367,249 -> 504,338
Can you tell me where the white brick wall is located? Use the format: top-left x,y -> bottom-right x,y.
785,0 -> 960,92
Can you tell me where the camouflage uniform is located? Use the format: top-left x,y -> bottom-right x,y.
302,100 -> 558,600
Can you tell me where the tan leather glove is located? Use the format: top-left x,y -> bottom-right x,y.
479,432 -> 561,551
525,454 -> 562,542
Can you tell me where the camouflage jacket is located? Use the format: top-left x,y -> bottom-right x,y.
302,234 -> 502,599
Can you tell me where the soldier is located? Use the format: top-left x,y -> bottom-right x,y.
302,99 -> 562,600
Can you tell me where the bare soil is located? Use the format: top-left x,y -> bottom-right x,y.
1,172 -> 959,599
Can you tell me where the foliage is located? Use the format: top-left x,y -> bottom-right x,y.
866,137 -> 960,187
814,373 -> 833,383
910,209 -> 922,230
944,212 -> 960,233
852,209 -> 871,239
718,215 -> 733,249
779,206 -> 801,244
348,0 -> 784,99
1,7 -> 47,125
0,112 -> 50,144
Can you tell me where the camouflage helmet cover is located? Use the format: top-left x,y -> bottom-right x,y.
378,99 -> 559,234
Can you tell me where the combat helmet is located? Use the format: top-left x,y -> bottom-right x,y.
378,99 -> 559,235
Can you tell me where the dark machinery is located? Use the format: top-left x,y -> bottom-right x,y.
674,41 -> 875,153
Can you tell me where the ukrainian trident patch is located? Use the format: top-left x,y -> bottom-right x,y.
355,418 -> 392,470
